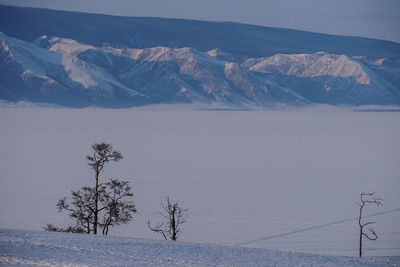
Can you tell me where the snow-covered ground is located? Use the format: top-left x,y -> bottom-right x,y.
0,105 -> 399,259
1,228 -> 399,266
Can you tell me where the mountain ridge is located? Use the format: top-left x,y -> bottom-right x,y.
1,5 -> 400,59
0,5 -> 399,108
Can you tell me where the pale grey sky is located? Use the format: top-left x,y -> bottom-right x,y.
1,0 -> 400,43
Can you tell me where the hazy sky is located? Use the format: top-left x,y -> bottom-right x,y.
2,0 -> 400,43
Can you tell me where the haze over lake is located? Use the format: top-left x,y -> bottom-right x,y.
1,105 -> 399,256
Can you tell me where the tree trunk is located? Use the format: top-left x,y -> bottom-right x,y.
93,168 -> 99,235
359,227 -> 362,257
105,224 -> 109,236
102,217 -> 111,236
171,205 -> 176,241
358,201 -> 364,257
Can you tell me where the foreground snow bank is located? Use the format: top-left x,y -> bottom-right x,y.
0,229 -> 398,267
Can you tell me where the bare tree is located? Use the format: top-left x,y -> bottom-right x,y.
46,180 -> 136,235
148,197 -> 187,241
55,186 -> 98,234
356,192 -> 383,257
86,143 -> 122,235
45,143 -> 136,235
100,179 -> 137,236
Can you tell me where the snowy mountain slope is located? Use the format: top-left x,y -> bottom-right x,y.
1,228 -> 398,267
1,33 -> 308,107
1,31 -> 399,107
0,32 -> 148,107
242,52 -> 371,85
91,44 -> 307,106
242,52 -> 400,105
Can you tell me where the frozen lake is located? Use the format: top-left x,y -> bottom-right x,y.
0,105 -> 399,257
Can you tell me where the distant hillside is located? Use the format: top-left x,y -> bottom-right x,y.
1,5 -> 400,60
0,5 -> 399,107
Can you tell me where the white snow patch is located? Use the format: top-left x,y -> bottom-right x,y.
61,56 -> 98,89
102,46 -> 201,70
48,37 -> 95,57
206,48 -> 220,58
243,52 -> 371,85
325,84 -> 333,92
372,58 -> 386,66
0,38 -> 11,54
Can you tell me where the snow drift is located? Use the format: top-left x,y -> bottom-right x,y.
1,228 -> 398,266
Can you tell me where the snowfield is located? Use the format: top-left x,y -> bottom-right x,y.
0,105 -> 399,263
1,228 -> 399,266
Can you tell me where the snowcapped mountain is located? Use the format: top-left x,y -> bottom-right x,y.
243,52 -> 371,84
242,52 -> 400,105
0,5 -> 399,107
0,32 -> 308,107
0,32 -> 148,107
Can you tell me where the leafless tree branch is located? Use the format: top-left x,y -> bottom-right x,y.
357,192 -> 382,257
148,197 -> 188,241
